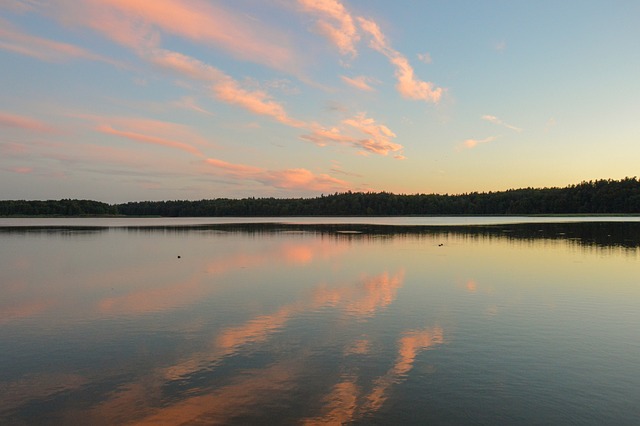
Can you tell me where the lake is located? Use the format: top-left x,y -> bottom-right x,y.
1,218 -> 639,425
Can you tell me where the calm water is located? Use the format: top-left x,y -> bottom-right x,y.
1,219 -> 639,425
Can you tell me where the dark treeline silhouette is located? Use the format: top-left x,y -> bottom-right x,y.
2,178 -> 640,216
116,177 -> 640,216
0,199 -> 117,216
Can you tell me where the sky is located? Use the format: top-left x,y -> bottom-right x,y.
1,0 -> 639,202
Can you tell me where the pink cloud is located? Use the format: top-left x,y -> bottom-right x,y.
214,78 -> 306,128
463,139 -> 479,149
204,158 -> 263,176
148,49 -> 305,128
147,49 -> 224,82
172,96 -> 212,115
301,127 -> 354,147
357,17 -> 443,103
0,111 -> 59,134
298,0 -> 359,56
0,0 -> 40,13
357,17 -> 388,52
390,55 -> 443,102
205,157 -> 350,192
295,3 -> 443,102
72,115 -> 213,160
78,115 -> 211,147
6,166 -> 34,174
301,113 -> 403,157
341,113 -> 402,155
0,18 -> 121,65
343,113 -> 395,139
10,1 -> 411,161
113,118 -> 207,147
459,136 -> 497,150
341,75 -> 377,92
49,0 -> 296,72
265,168 -> 347,191
481,114 -> 522,132
96,125 -> 203,156
0,123 -> 207,181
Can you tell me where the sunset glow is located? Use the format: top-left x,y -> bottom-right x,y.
1,1 -> 639,201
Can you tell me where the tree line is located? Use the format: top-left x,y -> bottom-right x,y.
0,199 -> 117,216
2,178 -> 640,217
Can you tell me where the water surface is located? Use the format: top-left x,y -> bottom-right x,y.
2,214 -> 640,228
1,219 -> 639,424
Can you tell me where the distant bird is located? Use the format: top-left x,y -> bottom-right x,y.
177,255 -> 181,258
438,243 -> 444,247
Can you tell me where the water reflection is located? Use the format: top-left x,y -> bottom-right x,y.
33,268 -> 411,424
104,361 -> 302,425
183,221 -> 640,250
1,221 -> 639,424
165,270 -> 405,383
0,237 -> 350,323
364,325 -> 444,412
304,326 -> 444,425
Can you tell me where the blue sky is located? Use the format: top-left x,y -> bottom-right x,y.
1,0 -> 639,202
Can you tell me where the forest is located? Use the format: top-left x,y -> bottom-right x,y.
2,177 -> 640,217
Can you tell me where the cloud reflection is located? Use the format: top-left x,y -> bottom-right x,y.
139,363 -> 300,425
159,267 -> 433,425
304,326 -> 444,424
364,326 -> 444,412
0,299 -> 51,325
88,360 -> 302,426
0,227 -> 453,426
98,239 -> 347,317
303,377 -> 360,425
0,374 -> 86,415
0,237 -> 350,329
165,269 -> 405,381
